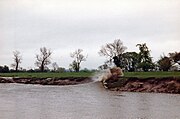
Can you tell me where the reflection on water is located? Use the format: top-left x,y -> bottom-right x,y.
0,82 -> 180,119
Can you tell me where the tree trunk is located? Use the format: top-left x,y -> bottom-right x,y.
40,63 -> 44,72
16,63 -> 18,71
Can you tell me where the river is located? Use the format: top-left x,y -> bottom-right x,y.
0,82 -> 179,119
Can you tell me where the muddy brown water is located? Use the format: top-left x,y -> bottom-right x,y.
0,82 -> 180,119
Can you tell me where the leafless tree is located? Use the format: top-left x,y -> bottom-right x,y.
70,49 -> 87,72
99,39 -> 127,67
35,47 -> 52,72
11,50 -> 22,71
52,62 -> 59,71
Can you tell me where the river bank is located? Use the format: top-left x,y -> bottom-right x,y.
0,76 -> 180,94
0,77 -> 92,85
105,77 -> 180,94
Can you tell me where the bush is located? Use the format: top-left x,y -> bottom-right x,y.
0,65 -> 10,73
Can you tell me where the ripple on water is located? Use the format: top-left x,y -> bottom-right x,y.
0,83 -> 180,119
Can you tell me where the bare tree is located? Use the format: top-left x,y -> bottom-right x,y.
11,50 -> 22,71
35,47 -> 52,72
99,39 -> 127,67
70,49 -> 87,72
52,62 -> 59,71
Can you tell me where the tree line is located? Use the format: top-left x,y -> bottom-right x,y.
0,47 -> 87,73
0,39 -> 180,73
99,39 -> 180,72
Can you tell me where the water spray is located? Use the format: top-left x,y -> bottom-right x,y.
92,67 -> 124,88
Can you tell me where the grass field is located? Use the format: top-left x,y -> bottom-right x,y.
0,72 -> 93,78
124,71 -> 180,78
0,71 -> 180,78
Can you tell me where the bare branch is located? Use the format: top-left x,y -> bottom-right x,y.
11,50 -> 22,71
69,49 -> 87,72
35,47 -> 52,72
99,39 -> 127,59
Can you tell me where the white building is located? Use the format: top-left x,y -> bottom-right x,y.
170,62 -> 180,71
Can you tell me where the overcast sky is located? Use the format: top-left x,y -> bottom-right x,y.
0,0 -> 180,70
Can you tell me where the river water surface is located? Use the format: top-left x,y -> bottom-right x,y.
0,82 -> 180,119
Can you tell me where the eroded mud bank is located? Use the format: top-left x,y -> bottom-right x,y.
0,77 -> 92,85
1,76 -> 180,94
105,77 -> 180,94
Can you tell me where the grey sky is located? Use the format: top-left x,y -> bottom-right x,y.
0,0 -> 180,69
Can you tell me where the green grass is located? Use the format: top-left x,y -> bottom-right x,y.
124,71 -> 180,78
0,72 -> 94,78
0,71 -> 180,78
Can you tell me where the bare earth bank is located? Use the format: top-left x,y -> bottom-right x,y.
0,77 -> 180,94
0,77 -> 92,85
105,77 -> 180,94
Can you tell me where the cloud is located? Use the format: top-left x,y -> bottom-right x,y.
0,0 -> 180,69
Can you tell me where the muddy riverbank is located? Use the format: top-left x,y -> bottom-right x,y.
0,76 -> 180,94
105,77 -> 180,94
0,77 -> 92,85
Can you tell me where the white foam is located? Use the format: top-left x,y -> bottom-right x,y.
91,69 -> 112,82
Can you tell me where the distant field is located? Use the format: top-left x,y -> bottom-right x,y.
0,71 -> 180,78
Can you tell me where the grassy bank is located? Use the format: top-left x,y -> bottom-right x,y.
0,72 -> 94,78
0,71 -> 180,78
124,71 -> 180,78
